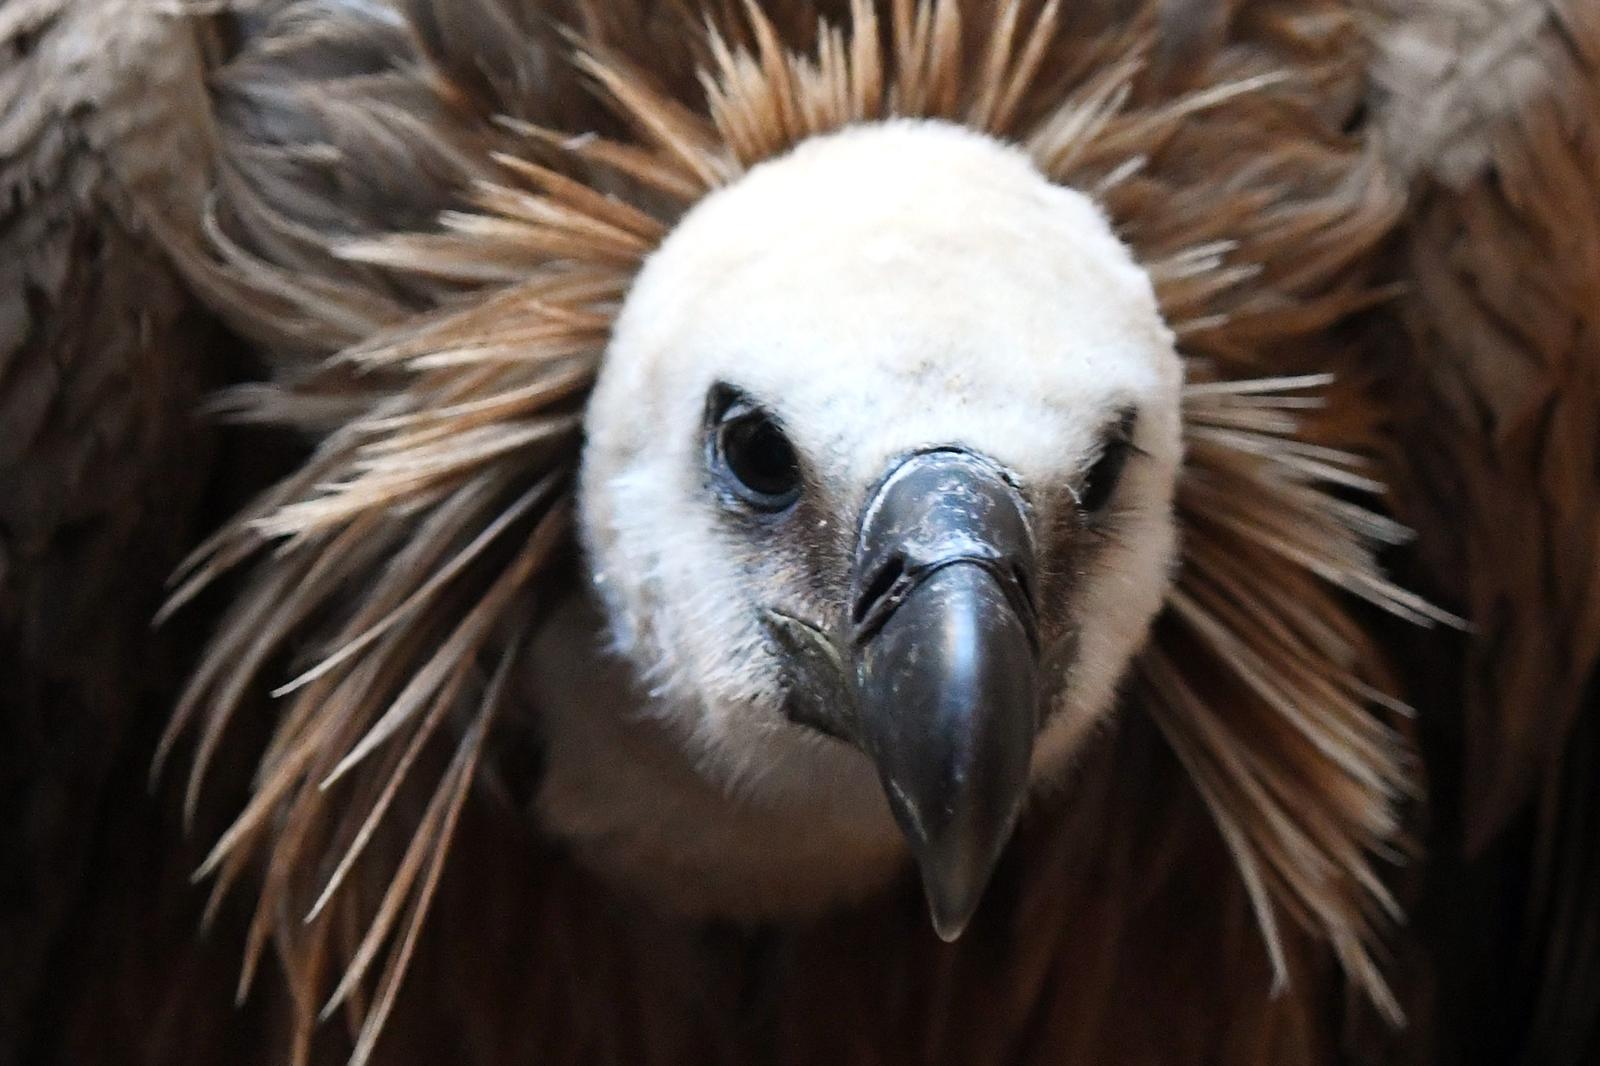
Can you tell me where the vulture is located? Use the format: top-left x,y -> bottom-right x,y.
3,0 -> 1598,1064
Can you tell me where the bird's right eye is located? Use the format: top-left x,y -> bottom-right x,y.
706,385 -> 802,512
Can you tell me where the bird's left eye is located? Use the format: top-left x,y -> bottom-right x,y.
1077,410 -> 1138,515
707,386 -> 802,512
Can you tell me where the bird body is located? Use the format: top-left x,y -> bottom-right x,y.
3,1 -> 1598,1064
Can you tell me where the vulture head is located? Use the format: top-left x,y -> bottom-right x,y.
570,121 -> 1181,935
165,0 -> 1450,1055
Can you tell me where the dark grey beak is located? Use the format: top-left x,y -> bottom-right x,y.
849,449 -> 1040,941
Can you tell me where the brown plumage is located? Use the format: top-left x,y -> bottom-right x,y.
2,2 -> 1596,1065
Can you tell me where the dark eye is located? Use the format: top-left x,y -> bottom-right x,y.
708,386 -> 802,512
1077,411 -> 1137,515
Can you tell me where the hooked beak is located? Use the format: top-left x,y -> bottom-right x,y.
850,450 -> 1040,940
768,449 -> 1041,941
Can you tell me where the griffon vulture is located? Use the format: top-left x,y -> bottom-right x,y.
2,1 -> 1597,1064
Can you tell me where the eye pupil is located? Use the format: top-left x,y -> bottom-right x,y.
1078,413 -> 1137,514
1079,441 -> 1129,513
722,416 -> 800,500
709,388 -> 802,511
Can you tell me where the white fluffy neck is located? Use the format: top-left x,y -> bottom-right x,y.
526,589 -> 910,918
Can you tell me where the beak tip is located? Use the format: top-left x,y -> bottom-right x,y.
917,850 -> 990,944
929,906 -> 973,943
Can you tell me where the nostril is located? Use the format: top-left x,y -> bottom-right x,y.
853,554 -> 907,629
1010,562 -> 1034,610
1008,561 -> 1041,647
